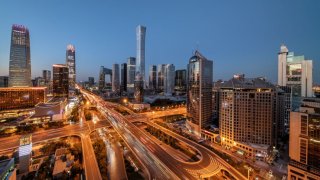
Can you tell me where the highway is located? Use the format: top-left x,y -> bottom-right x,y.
81,88 -> 247,180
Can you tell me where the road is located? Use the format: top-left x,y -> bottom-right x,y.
81,88 -> 247,180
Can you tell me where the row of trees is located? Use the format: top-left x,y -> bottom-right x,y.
92,139 -> 108,180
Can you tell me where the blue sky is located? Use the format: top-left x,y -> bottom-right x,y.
0,0 -> 319,83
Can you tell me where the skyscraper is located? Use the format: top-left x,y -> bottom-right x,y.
175,69 -> 187,92
278,44 -> 313,109
149,65 -> 157,91
157,64 -> 166,92
112,64 -> 120,93
66,44 -> 76,88
88,77 -> 94,87
9,24 -> 31,87
99,66 -> 112,90
134,74 -> 144,103
288,98 -> 320,179
127,57 -> 136,93
164,64 -> 175,95
53,64 -> 69,97
121,63 -> 127,94
42,70 -> 51,84
186,51 -> 213,136
136,25 -> 146,86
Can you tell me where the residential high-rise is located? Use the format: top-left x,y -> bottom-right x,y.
278,44 -> 313,109
149,65 -> 157,91
127,57 -> 136,93
66,44 -> 76,88
186,51 -> 213,136
157,64 -> 166,92
288,98 -> 320,179
88,77 -> 94,87
112,64 -> 120,93
136,25 -> 146,86
53,64 -> 69,97
9,24 -> 31,87
121,63 -> 127,94
219,75 -> 288,160
164,64 -> 175,95
175,69 -> 187,92
0,76 -> 9,87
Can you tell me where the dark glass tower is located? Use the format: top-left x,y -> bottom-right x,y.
121,63 -> 127,94
9,24 -> 31,87
53,64 -> 69,97
66,44 -> 76,88
149,65 -> 157,91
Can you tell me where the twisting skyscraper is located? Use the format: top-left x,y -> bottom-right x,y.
66,44 -> 76,88
136,25 -> 146,85
9,24 -> 31,87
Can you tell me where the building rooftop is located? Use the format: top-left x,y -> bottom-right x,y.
220,75 -> 276,90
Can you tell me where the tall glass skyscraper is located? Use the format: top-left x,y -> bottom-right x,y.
164,64 -> 175,95
136,25 -> 146,85
9,24 -> 31,87
149,65 -> 157,91
112,64 -> 120,93
66,44 -> 76,88
127,57 -> 136,93
53,64 -> 69,97
186,51 -> 213,136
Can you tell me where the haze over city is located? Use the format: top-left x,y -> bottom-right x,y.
0,0 -> 319,83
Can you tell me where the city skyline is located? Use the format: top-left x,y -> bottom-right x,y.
0,1 -> 319,84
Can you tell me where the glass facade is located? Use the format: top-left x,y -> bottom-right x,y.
0,76 -> 9,87
53,64 -> 69,97
136,25 -> 146,85
9,24 -> 31,87
175,69 -> 187,91
0,87 -> 47,110
149,65 -> 157,91
66,44 -> 76,88
187,51 -> 213,134
112,64 -> 120,92
126,57 -> 136,92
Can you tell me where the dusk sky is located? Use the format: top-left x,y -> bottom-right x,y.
0,0 -> 319,83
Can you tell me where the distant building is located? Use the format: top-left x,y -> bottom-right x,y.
164,64 -> 175,95
127,57 -> 136,93
53,64 -> 69,97
186,51 -> 213,136
157,64 -> 166,92
0,158 -> 16,180
66,44 -> 76,88
175,69 -> 186,92
0,76 -> 9,87
99,66 -> 112,90
149,65 -> 157,91
0,87 -> 47,111
278,44 -> 313,109
219,75 -> 288,160
88,77 -> 94,87
9,24 -> 31,87
19,135 -> 32,174
112,64 -> 120,93
288,98 -> 320,179
120,63 -> 127,95
42,70 -> 51,84
136,25 -> 146,87
134,74 -> 144,103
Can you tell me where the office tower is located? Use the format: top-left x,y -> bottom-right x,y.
278,44 -> 313,109
0,76 -> 9,87
8,24 -> 31,87
112,64 -> 120,93
149,65 -> 157,91
0,158 -> 16,180
136,25 -> 146,86
288,98 -> 320,179
88,77 -> 94,87
157,64 -> 166,92
186,51 -> 213,136
219,75 -> 288,159
53,64 -> 69,97
278,86 -> 292,137
19,135 -> 32,174
121,63 -> 127,94
42,70 -> 51,84
34,77 -> 45,87
99,66 -> 112,90
0,87 -> 47,110
134,74 -> 144,103
164,64 -> 175,95
175,69 -> 187,92
127,57 -> 136,93
66,44 -> 76,88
